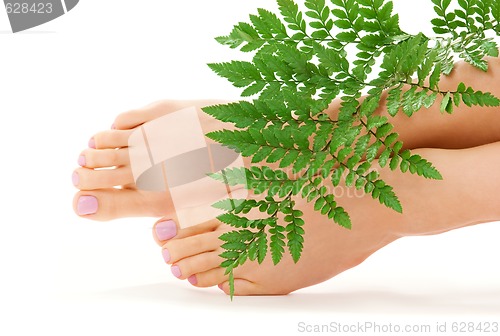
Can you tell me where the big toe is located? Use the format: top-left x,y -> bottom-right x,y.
73,189 -> 170,221
112,101 -> 173,130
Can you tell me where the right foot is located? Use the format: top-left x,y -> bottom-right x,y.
152,143 -> 500,295
72,100 -> 225,221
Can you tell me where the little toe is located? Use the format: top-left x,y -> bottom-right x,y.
73,167 -> 133,190
91,129 -> 133,149
218,279 -> 260,296
79,148 -> 129,169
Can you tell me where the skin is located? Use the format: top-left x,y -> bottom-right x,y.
73,58 -> 500,295
153,142 -> 500,295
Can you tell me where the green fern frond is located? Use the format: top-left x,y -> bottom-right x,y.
204,0 -> 500,298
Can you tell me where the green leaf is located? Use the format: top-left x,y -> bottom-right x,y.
389,154 -> 401,171
354,134 -> 370,157
372,180 -> 403,213
384,133 -> 399,146
252,8 -> 288,38
406,155 -> 444,179
360,94 -> 382,117
204,0 -> 500,294
333,206 -> 352,229
270,223 -> 286,265
378,148 -> 392,167
429,63 -> 441,90
336,31 -> 357,42
277,0 -> 307,34
367,115 -> 388,130
248,231 -> 268,264
208,61 -> 262,89
203,101 -> 259,128
386,86 -> 402,117
285,204 -> 305,263
366,140 -> 383,161
440,92 -> 451,113
242,81 -> 266,97
314,197 -> 326,211
376,123 -> 394,138
335,19 -> 352,29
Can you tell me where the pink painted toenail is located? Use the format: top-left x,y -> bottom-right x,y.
72,172 -> 79,186
188,275 -> 197,285
218,284 -> 223,290
88,138 -> 96,149
111,123 -> 116,130
162,249 -> 171,263
77,196 -> 98,215
155,220 -> 177,241
171,265 -> 182,278
78,155 -> 86,167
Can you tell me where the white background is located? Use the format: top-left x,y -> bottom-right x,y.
0,1 -> 498,335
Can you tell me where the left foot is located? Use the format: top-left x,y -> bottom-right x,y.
72,100 -> 223,221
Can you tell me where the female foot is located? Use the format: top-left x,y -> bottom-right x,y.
72,100 -> 225,221
153,143 -> 500,295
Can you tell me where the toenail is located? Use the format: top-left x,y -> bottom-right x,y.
88,138 -> 96,149
188,275 -> 197,285
171,265 -> 182,278
111,123 -> 116,130
162,249 -> 171,263
155,220 -> 177,241
77,196 -> 98,215
218,284 -> 223,290
72,172 -> 79,186
78,155 -> 86,167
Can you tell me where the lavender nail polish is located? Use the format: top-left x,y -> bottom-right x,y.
162,249 -> 171,263
78,155 -> 86,167
72,172 -> 79,186
77,196 -> 98,215
188,275 -> 197,285
155,220 -> 177,241
171,265 -> 182,278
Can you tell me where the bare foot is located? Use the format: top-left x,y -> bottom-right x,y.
72,99 -> 225,221
153,143 -> 500,295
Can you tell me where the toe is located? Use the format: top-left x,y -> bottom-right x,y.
218,279 -> 261,296
162,230 -> 222,264
113,101 -> 181,130
168,251 -> 222,280
187,267 -> 227,288
79,148 -> 129,169
91,130 -> 133,149
113,109 -> 157,130
73,189 -> 170,221
73,167 -> 133,190
154,219 -> 179,242
152,218 -> 220,245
